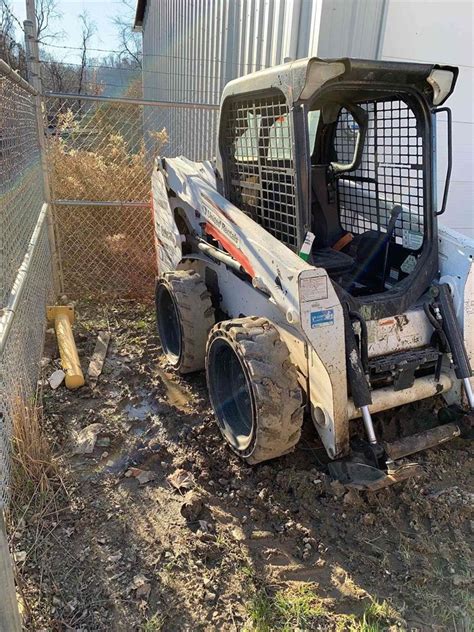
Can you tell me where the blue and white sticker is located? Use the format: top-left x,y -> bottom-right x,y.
310,309 -> 334,328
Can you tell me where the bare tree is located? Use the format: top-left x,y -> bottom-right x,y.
112,0 -> 142,68
1,0 -> 29,75
1,0 -> 18,67
77,11 -> 96,95
41,51 -> 80,93
1,0 -> 64,77
0,0 -> 62,43
35,0 -> 62,42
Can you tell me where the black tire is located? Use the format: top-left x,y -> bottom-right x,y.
206,316 -> 304,464
155,270 -> 214,373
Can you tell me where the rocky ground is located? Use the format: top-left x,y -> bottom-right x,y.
10,301 -> 473,631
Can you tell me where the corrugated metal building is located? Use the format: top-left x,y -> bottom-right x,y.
135,0 -> 473,236
134,0 -> 385,104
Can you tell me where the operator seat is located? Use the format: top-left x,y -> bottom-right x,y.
310,165 -> 354,277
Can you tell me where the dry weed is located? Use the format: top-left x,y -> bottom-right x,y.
47,107 -> 168,202
8,390 -> 68,631
46,102 -> 168,298
10,393 -> 57,504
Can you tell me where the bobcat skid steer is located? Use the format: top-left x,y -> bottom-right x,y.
151,58 -> 474,490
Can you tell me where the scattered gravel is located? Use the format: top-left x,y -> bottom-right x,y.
11,300 -> 473,631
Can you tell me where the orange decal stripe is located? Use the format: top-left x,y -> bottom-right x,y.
379,318 -> 396,327
204,223 -> 255,278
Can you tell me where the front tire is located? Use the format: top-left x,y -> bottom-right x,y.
155,270 -> 214,373
206,317 -> 304,464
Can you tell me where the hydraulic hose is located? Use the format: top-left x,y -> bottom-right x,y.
343,304 -> 372,409
436,284 -> 472,379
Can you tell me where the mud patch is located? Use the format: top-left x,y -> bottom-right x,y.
10,301 -> 473,631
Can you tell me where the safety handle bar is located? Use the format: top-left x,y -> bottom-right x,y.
434,107 -> 452,216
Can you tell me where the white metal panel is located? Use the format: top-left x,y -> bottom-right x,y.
317,0 -> 387,59
380,0 -> 474,238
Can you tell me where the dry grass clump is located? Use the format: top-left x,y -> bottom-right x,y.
47,108 -> 168,202
8,391 -> 66,630
46,104 -> 168,298
10,394 -> 58,504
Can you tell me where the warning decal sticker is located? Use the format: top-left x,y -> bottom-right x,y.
300,275 -> 328,302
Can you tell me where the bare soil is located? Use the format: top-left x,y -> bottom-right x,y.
10,301 -> 473,631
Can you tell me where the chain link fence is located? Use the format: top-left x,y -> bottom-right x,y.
0,61 -> 220,504
44,93 -> 219,299
0,30 -> 219,629
1,65 -> 44,308
0,61 -> 54,509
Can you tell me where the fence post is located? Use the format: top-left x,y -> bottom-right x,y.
0,511 -> 22,631
23,17 -> 63,296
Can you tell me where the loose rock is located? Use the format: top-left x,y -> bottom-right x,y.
180,490 -> 205,522
72,423 -> 104,454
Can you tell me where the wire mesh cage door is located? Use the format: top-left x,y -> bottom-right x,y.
221,92 -> 299,250
334,98 -> 426,250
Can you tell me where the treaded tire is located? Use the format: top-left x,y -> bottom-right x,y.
206,316 -> 304,464
155,270 -> 214,373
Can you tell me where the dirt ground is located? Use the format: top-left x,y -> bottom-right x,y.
10,301 -> 473,631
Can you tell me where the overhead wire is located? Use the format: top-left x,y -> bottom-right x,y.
40,41 -> 266,71
42,59 -> 235,83
44,79 -> 221,97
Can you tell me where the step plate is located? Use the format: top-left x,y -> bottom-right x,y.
369,346 -> 441,374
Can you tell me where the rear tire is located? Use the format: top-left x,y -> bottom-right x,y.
206,316 -> 304,464
155,270 -> 214,373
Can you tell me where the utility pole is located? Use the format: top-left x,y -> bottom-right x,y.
24,1 -> 63,294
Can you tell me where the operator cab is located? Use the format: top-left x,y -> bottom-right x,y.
217,58 -> 457,316
308,92 -> 426,296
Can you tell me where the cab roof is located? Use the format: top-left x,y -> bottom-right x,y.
220,57 -> 458,108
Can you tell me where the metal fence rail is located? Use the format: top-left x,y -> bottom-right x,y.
0,61 -> 53,509
43,93 -> 219,298
0,213 -> 53,501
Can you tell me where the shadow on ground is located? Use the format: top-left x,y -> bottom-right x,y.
10,301 -> 473,631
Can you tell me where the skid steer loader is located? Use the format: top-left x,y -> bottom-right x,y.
151,58 -> 474,489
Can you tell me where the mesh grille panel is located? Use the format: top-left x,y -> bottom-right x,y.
335,99 -> 424,247
223,94 -> 297,249
0,65 -> 54,509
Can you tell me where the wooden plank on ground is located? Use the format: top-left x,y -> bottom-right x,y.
87,331 -> 110,386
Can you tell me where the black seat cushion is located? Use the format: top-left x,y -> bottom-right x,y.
310,247 -> 354,275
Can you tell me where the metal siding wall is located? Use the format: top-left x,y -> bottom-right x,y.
298,0 -> 323,58
141,0 -> 328,106
140,0 -> 327,159
317,0 -> 386,59
380,0 -> 473,238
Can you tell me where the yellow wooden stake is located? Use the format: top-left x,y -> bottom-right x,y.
47,305 -> 85,389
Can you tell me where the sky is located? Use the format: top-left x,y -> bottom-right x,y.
10,0 -> 135,64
